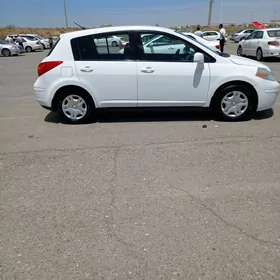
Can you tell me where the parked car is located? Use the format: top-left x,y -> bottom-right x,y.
230,29 -> 255,42
6,34 -> 50,49
183,33 -> 221,52
0,39 -> 20,56
202,31 -> 228,42
237,28 -> 280,61
94,35 -> 123,47
34,25 -> 279,124
21,37 -> 43,52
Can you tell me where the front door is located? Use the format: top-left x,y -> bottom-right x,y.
135,32 -> 211,107
73,32 -> 137,107
242,32 -> 257,55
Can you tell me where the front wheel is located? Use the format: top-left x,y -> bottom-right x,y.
212,85 -> 256,121
57,91 -> 94,124
2,48 -> 11,57
237,46 -> 243,56
112,41 -> 118,47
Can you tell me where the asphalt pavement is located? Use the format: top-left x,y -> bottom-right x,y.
0,42 -> 280,280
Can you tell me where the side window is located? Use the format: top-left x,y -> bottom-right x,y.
138,32 -> 214,63
71,32 -> 131,61
246,32 -> 257,40
254,31 -> 263,39
209,32 -> 217,36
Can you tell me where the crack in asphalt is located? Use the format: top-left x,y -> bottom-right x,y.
165,179 -> 280,247
1,134 -> 280,157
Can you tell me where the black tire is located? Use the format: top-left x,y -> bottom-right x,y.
42,43 -> 46,49
256,48 -> 263,61
212,85 -> 256,121
2,48 -> 11,57
112,41 -> 118,47
237,46 -> 243,56
25,46 -> 32,53
57,90 -> 94,124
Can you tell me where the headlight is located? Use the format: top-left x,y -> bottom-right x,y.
256,67 -> 276,81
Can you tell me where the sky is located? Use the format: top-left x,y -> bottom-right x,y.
1,0 -> 279,28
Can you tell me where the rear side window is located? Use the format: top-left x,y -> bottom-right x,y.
71,32 -> 132,61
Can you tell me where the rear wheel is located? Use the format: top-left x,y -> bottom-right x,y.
25,46 -> 32,53
2,48 -> 11,57
256,48 -> 263,61
112,41 -> 118,47
212,85 -> 256,121
57,90 -> 94,124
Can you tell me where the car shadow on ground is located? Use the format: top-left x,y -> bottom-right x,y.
44,108 -> 274,125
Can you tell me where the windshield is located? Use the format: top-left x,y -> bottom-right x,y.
176,31 -> 216,53
0,39 -> 7,44
176,31 -> 231,58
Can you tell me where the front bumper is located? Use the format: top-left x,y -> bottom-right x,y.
256,81 -> 280,111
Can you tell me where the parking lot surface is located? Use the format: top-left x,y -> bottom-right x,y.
1,43 -> 280,280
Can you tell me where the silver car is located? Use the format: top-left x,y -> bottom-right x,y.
0,40 -> 20,56
231,29 -> 255,43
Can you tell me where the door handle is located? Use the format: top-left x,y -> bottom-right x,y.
168,47 -> 174,50
80,66 -> 93,73
141,67 -> 154,73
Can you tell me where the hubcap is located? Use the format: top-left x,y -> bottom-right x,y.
62,95 -> 87,120
257,50 -> 262,60
221,91 -> 249,118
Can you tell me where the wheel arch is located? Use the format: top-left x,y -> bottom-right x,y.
51,85 -> 96,112
210,80 -> 258,111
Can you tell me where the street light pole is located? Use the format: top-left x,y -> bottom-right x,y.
63,0 -> 69,29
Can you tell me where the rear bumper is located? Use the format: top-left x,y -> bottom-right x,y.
34,86 -> 50,107
263,48 -> 280,58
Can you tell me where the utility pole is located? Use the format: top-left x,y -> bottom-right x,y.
220,0 -> 224,24
63,0 -> 69,29
208,0 -> 214,27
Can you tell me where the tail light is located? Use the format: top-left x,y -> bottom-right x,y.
37,61 -> 63,77
268,41 -> 279,46
215,45 -> 220,49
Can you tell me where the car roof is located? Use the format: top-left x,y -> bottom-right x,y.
61,25 -> 177,40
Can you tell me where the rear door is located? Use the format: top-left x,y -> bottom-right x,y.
73,31 -> 138,108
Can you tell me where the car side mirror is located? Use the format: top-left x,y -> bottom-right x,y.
193,52 -> 204,63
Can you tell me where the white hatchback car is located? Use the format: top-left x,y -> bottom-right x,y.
34,26 -> 279,124
237,28 -> 280,61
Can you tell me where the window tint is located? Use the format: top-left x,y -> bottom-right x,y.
267,30 -> 280,38
254,31 -> 263,39
138,32 -> 215,63
72,32 -> 132,61
209,32 -> 217,36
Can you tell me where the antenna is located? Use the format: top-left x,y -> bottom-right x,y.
73,22 -> 87,30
